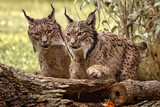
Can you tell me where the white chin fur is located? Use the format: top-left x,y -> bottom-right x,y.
82,44 -> 91,59
68,47 -> 76,60
51,40 -> 64,46
67,43 -> 91,60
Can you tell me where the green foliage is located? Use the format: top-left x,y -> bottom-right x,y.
154,1 -> 160,7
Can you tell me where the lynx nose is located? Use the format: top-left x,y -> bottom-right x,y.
42,36 -> 48,44
70,38 -> 76,45
42,40 -> 47,44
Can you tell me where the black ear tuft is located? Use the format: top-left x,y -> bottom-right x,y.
22,9 -> 34,24
51,4 -> 54,10
48,4 -> 55,21
93,8 -> 97,14
64,7 -> 74,24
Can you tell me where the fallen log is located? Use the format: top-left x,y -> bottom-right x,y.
1,63 -> 160,107
124,100 -> 160,107
109,79 -> 160,106
0,63 -> 115,107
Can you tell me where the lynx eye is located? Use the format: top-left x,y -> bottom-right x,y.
47,30 -> 53,34
34,33 -> 40,36
66,33 -> 71,37
77,32 -> 83,37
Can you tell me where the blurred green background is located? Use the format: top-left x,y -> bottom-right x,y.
0,0 -> 97,73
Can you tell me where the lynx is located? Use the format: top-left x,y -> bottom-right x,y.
23,5 -> 70,78
64,9 -> 147,81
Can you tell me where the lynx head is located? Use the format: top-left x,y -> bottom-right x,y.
64,9 -> 98,60
23,5 -> 64,51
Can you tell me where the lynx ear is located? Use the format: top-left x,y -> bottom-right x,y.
22,9 -> 34,24
85,9 -> 97,28
64,8 -> 74,24
48,4 -> 55,21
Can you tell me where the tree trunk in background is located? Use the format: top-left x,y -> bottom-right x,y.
109,79 -> 160,106
156,32 -> 160,74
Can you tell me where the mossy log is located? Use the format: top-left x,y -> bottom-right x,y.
0,63 -> 115,107
109,79 -> 160,106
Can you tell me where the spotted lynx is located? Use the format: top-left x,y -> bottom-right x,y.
64,10 -> 147,81
23,5 -> 70,78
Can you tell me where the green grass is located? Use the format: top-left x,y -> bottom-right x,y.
0,0 -> 98,73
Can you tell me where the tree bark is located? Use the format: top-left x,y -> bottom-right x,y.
1,63 -> 160,107
124,100 -> 160,107
109,79 -> 160,106
0,63 -> 115,107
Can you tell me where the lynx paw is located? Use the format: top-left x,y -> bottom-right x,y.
87,65 -> 116,80
87,65 -> 105,79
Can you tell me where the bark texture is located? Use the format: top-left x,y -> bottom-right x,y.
109,79 -> 160,106
0,63 -> 115,107
124,100 -> 160,107
0,63 -> 160,107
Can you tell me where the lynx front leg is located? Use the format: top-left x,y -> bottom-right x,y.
86,65 -> 116,80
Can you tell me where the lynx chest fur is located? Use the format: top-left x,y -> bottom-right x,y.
38,45 -> 70,78
23,5 -> 70,78
64,10 -> 147,81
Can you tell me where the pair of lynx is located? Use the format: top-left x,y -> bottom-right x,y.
23,5 -> 147,81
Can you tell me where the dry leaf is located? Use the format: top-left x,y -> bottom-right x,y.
101,102 -> 114,107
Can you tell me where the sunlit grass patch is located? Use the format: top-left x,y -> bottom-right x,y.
0,32 -> 40,73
